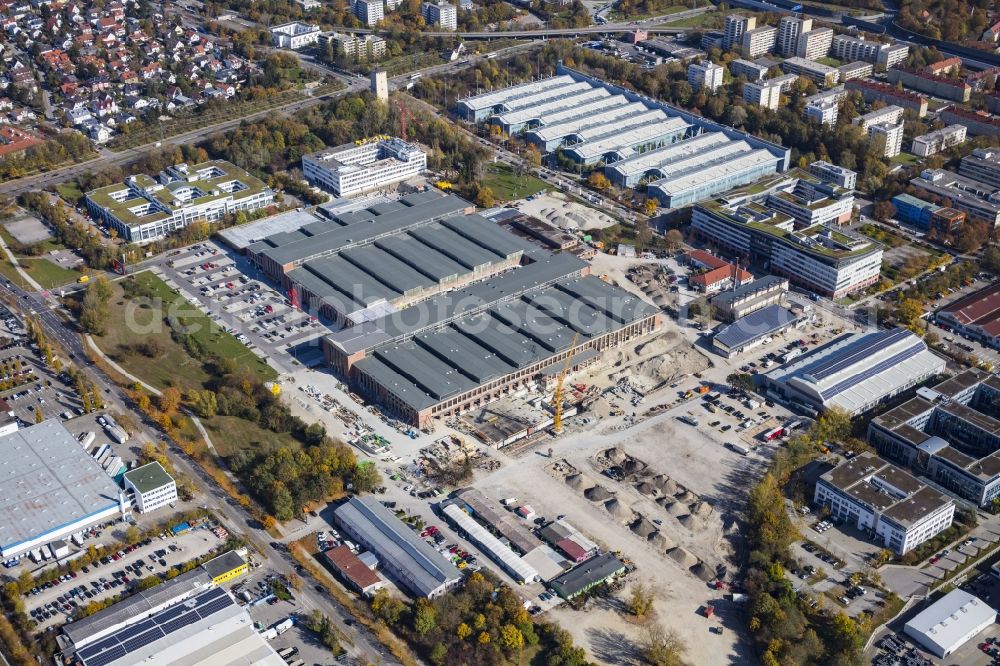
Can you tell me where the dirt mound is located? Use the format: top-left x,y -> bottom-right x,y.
676,490 -> 696,504
635,481 -> 658,497
622,458 -> 646,475
678,514 -> 704,531
630,517 -> 658,539
585,485 -> 614,502
657,477 -> 678,495
566,473 -> 595,491
690,561 -> 715,582
605,499 -> 636,522
604,448 -> 627,464
692,501 -> 714,519
666,501 -> 687,516
668,547 -> 698,568
606,335 -> 710,391
649,531 -> 676,551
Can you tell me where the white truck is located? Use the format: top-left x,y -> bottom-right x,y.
78,431 -> 96,448
728,443 -> 751,456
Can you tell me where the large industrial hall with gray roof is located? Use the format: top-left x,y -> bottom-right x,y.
244,186 -> 661,429
457,67 -> 790,209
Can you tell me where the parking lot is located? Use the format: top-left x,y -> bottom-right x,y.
24,526 -> 226,631
153,241 -> 328,370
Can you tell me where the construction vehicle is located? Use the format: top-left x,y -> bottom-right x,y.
552,332 -> 580,434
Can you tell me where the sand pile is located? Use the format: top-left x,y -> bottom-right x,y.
666,501 -> 686,516
630,517 -> 657,539
657,477 -> 678,495
690,561 -> 715,582
636,481 -> 658,497
676,491 -> 696,504
678,514 -> 703,531
604,448 -> 627,464
566,473 -> 595,491
692,501 -> 714,518
650,532 -> 676,551
585,486 -> 614,502
605,499 -> 636,523
668,547 -> 698,568
606,334 -> 710,391
622,458 -> 646,475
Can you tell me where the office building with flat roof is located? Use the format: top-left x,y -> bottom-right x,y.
912,125 -> 967,157
711,275 -> 788,322
692,198 -> 881,299
688,61 -> 725,92
868,370 -> 1000,507
814,452 -> 954,554
335,496 -> 462,598
302,138 -> 427,198
713,304 -> 801,357
122,462 -> 176,513
730,58 -> 768,81
0,420 -> 126,558
892,193 -> 940,228
905,589 -> 996,658
85,161 -> 273,244
743,79 -> 782,110
269,22 -> 320,49
958,148 -> 1000,188
766,328 -> 944,415
838,61 -> 874,81
809,160 -> 857,189
459,68 -> 789,209
911,168 -> 1000,226
805,98 -> 838,125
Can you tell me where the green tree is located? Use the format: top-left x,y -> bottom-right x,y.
642,625 -> 687,666
412,598 -> 437,635
475,186 -> 495,208
627,583 -> 655,619
726,372 -> 755,393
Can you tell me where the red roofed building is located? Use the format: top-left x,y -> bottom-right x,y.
323,546 -> 384,597
938,282 -> 1000,349
926,57 -> 962,76
556,538 -> 588,563
684,249 -> 729,272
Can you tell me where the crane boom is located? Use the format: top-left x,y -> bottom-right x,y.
552,332 -> 580,434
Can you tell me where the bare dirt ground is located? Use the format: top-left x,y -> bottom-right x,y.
580,330 -> 709,398
516,193 -> 617,231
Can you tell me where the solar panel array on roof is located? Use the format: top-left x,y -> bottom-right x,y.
819,341 -> 926,400
806,328 -> 912,381
77,587 -> 235,666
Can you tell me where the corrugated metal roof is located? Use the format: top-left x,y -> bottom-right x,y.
442,504 -> 539,583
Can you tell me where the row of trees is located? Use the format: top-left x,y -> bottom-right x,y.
18,192 -> 121,270
0,131 -> 94,181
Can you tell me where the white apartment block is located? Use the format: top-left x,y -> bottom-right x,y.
724,14 -> 755,51
778,16 -> 811,57
741,25 -> 777,58
813,453 -> 955,555
688,61 -> 724,92
354,0 -> 384,26
782,57 -> 840,87
422,1 -> 457,29
870,121 -> 905,158
123,462 -> 177,514
796,27 -> 833,60
85,161 -> 274,243
270,22 -> 320,49
743,80 -> 782,110
853,105 -> 904,131
805,99 -> 838,125
911,124 -> 967,157
830,35 -> 909,70
302,138 -> 427,198
319,32 -> 387,61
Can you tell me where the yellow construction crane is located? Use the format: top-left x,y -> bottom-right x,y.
552,332 -> 580,435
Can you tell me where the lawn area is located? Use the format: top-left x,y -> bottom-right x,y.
0,259 -> 29,289
204,415 -> 300,458
19,257 -> 84,289
891,152 -> 922,167
0,225 -> 64,256
610,4 -> 687,20
481,163 -> 548,201
816,56 -> 841,67
659,10 -> 720,28
92,270 -> 275,392
56,182 -> 85,205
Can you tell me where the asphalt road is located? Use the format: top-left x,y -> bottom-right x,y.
0,280 -> 394,664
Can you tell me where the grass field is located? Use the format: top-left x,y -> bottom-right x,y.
816,56 -> 841,68
56,182 -> 85,205
891,152 -> 922,167
0,259 -> 28,289
18,258 -> 84,289
659,10 -> 720,28
481,163 -> 548,201
94,271 -> 276,392
205,415 -> 299,458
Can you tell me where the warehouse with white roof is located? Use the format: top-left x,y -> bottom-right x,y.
765,328 -> 945,415
457,66 -> 789,209
0,420 -> 126,558
904,589 -> 996,657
